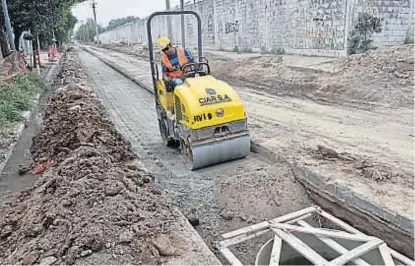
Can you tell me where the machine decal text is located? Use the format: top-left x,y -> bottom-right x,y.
199,94 -> 232,106
194,113 -> 213,122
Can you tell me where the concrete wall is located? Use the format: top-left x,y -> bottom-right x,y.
96,0 -> 414,57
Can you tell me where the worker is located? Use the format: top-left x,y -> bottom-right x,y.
157,36 -> 194,90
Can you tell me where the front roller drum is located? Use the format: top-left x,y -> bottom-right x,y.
183,135 -> 251,170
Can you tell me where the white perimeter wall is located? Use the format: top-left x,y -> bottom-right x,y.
96,0 -> 414,57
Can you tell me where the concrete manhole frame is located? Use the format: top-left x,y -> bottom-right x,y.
218,205 -> 414,266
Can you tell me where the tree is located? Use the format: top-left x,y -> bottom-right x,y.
75,18 -> 103,42
106,16 -> 138,31
54,8 -> 78,45
348,13 -> 383,55
0,0 -> 85,56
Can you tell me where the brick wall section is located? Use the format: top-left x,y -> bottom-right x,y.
96,0 -> 414,57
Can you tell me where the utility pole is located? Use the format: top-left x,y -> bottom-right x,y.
165,0 -> 173,41
180,0 -> 185,47
1,0 -> 15,50
86,25 -> 90,43
91,0 -> 100,42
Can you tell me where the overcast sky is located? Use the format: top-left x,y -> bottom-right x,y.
71,0 -> 182,29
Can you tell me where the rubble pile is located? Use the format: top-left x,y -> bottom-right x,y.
211,44 -> 414,108
338,44 -> 414,80
0,50 -> 181,265
319,44 -> 414,107
30,84 -> 136,165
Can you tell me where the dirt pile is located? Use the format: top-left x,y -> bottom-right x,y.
210,55 -> 318,100
210,44 -> 414,108
337,44 -> 414,79
30,84 -> 136,165
318,44 -> 414,107
310,144 -> 413,186
0,50 -> 182,265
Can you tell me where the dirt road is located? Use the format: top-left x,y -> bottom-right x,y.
77,47 -> 312,264
85,45 -> 414,222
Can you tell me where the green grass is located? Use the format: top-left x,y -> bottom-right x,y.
404,36 -> 414,44
0,73 -> 43,136
241,47 -> 253,53
270,47 -> 285,55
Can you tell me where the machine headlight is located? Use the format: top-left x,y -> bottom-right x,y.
216,108 -> 224,117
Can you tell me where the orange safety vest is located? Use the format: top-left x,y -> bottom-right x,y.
161,47 -> 188,78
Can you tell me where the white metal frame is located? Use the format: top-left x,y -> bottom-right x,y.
218,205 -> 414,266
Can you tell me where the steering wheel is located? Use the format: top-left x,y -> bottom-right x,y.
181,62 -> 211,79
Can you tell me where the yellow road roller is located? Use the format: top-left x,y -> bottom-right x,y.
146,10 -> 250,170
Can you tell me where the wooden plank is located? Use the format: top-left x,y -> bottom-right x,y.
269,235 -> 282,266
220,247 -> 243,266
222,206 -> 316,239
316,207 -> 361,234
221,228 -> 270,248
318,208 -> 414,265
329,238 -> 384,265
286,213 -> 313,224
272,227 -> 329,265
390,249 -> 415,266
270,223 -> 377,242
221,213 -> 313,248
379,243 -> 395,266
297,221 -> 370,266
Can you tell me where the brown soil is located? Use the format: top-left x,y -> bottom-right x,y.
207,45 -> 414,221
107,43 -> 414,108
309,144 -> 413,187
210,44 -> 414,109
85,44 -> 414,257
0,50 -> 182,265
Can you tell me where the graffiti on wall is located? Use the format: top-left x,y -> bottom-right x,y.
206,5 -> 215,41
208,14 -> 214,32
225,21 -> 239,34
95,0 -> 412,56
187,20 -> 194,37
282,0 -> 346,51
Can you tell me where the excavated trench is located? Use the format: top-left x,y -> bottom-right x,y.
74,47 -> 318,264
1,45 -> 412,264
69,46 -> 414,263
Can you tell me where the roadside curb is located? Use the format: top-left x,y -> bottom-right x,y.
0,52 -> 66,175
82,45 -> 414,258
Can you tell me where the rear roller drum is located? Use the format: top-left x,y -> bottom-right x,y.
158,119 -> 178,147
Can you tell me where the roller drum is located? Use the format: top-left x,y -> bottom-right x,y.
188,135 -> 251,170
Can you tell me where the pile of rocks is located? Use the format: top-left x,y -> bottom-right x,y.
0,49 -> 181,265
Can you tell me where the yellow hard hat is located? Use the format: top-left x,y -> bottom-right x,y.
156,36 -> 170,51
